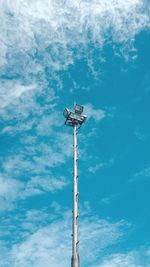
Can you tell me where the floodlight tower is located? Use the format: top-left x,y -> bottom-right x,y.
63,104 -> 87,267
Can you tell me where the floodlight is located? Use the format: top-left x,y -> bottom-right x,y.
64,104 -> 86,127
82,115 -> 87,122
63,108 -> 71,118
78,115 -> 87,125
74,104 -> 83,115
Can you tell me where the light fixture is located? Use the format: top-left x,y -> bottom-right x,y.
74,104 -> 84,115
63,104 -> 87,127
63,108 -> 71,118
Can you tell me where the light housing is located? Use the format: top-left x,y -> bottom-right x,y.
78,115 -> 87,125
75,104 -> 83,115
63,108 -> 71,118
63,104 -> 87,127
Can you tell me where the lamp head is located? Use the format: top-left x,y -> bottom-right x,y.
63,104 -> 87,127
63,108 -> 71,118
74,104 -> 84,115
78,115 -> 87,125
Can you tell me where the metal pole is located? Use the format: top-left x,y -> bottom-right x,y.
71,125 -> 80,267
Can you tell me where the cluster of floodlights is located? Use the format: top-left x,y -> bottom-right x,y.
63,104 -> 87,127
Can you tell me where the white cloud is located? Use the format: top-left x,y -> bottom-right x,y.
88,158 -> 114,173
1,131 -> 72,177
0,114 -> 73,211
0,81 -> 37,112
0,210 -> 125,267
135,130 -> 145,141
84,104 -> 106,122
88,162 -> 107,173
0,171 -> 68,211
0,0 -> 149,127
135,167 -> 150,178
36,112 -> 63,136
130,166 -> 150,182
0,0 -> 149,131
94,250 -> 150,267
80,217 -> 124,265
0,79 -> 57,122
0,175 -> 24,211
0,0 -> 149,74
54,132 -> 73,157
1,207 -> 149,267
22,176 -> 67,198
0,175 -> 22,198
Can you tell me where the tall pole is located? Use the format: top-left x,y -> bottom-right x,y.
63,104 -> 86,267
71,124 -> 80,267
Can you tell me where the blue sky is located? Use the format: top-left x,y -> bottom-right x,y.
0,0 -> 150,266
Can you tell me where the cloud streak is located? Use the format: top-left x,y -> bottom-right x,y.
0,2 -> 150,265
0,0 -> 149,121
0,209 -> 126,267
0,0 -> 149,73
0,0 -> 148,126
94,249 -> 150,267
0,173 -> 67,211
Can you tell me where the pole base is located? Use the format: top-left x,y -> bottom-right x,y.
71,254 -> 80,267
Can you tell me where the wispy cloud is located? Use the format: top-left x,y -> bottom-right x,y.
0,208 -> 126,267
0,99 -> 109,212
22,175 -> 67,198
130,166 -> 150,182
88,158 -> 114,173
84,104 -> 106,122
0,175 -> 23,211
1,0 -> 149,70
0,0 -> 149,125
94,249 -> 150,267
135,167 -> 150,178
0,174 -> 68,212
88,162 -> 107,173
0,81 -> 36,109
0,2 -> 150,265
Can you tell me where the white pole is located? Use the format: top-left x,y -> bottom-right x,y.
71,125 -> 80,267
